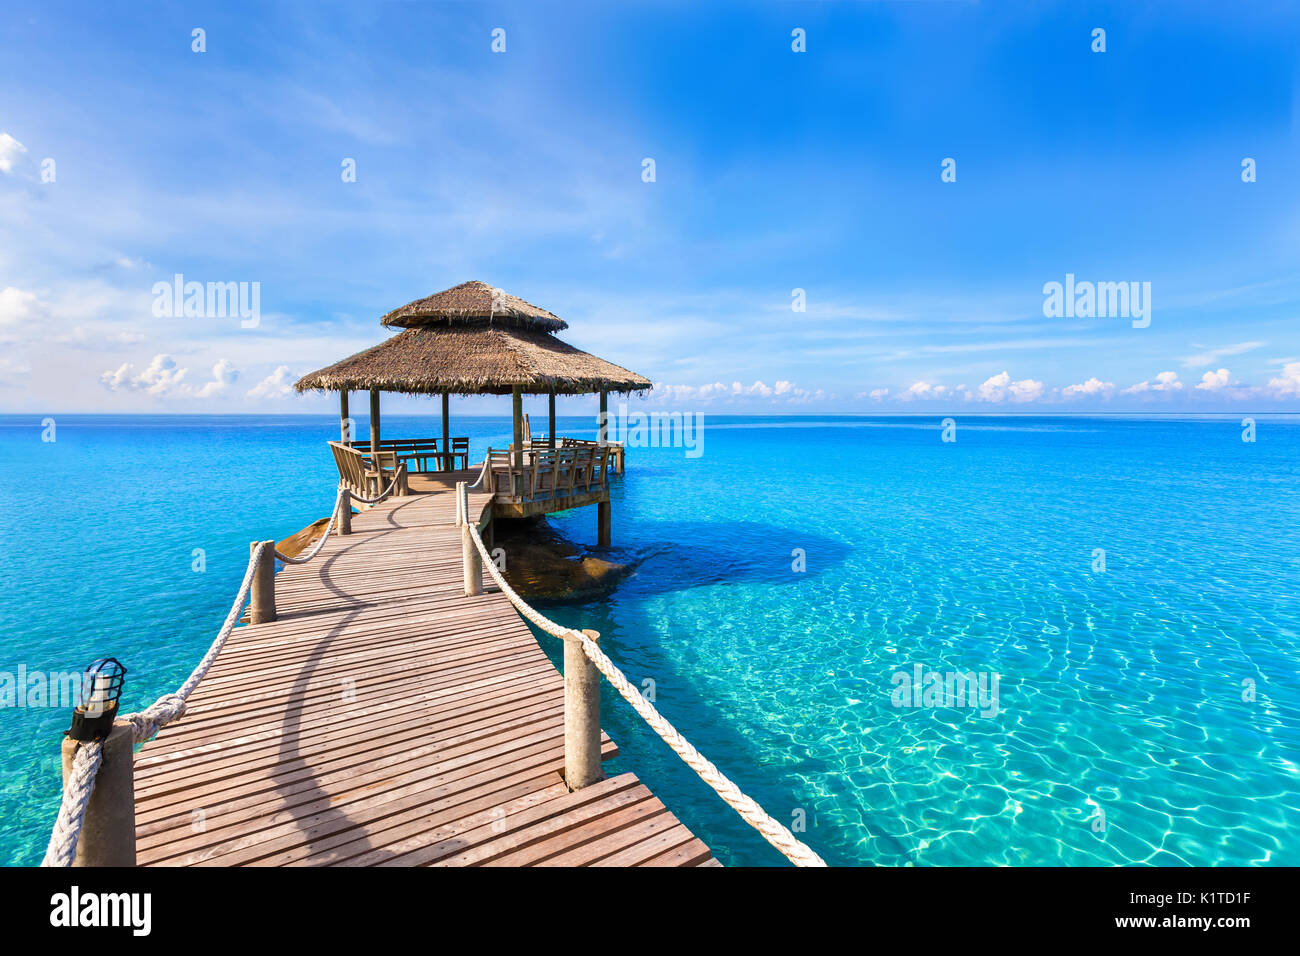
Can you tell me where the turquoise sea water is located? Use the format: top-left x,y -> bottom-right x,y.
2,414 -> 1298,866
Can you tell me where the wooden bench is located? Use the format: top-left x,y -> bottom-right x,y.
346,437 -> 470,473
329,441 -> 407,498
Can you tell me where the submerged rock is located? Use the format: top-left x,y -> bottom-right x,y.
493,516 -> 633,601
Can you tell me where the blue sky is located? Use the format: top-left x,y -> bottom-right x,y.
2,1 -> 1298,414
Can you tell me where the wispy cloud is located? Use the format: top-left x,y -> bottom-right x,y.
0,132 -> 26,173
1180,341 -> 1265,368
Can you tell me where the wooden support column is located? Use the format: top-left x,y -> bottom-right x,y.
338,488 -> 352,535
548,392 -> 556,449
564,629 -> 604,791
339,390 -> 350,442
441,393 -> 451,472
249,540 -> 276,623
597,498 -> 611,548
60,722 -> 136,866
511,386 -> 524,498
369,388 -> 381,459
598,390 -> 608,443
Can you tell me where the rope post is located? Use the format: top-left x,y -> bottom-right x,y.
459,482 -> 482,596
249,540 -> 277,623
564,629 -> 603,791
59,722 -> 136,866
339,488 -> 352,535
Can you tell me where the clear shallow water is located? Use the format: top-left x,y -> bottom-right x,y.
2,415 -> 1298,866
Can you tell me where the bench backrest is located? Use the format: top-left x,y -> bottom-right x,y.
329,441 -> 370,494
346,438 -> 441,452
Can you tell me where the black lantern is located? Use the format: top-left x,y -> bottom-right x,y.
68,658 -> 127,742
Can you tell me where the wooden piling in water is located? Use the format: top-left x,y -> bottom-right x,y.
597,499 -> 611,547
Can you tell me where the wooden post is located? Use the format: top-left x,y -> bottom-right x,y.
564,629 -> 603,791
459,482 -> 482,596
340,390 -> 350,443
511,386 -> 524,498
60,722 -> 135,866
548,392 -> 556,449
441,393 -> 451,473
598,390 -> 608,443
338,488 -> 352,535
250,540 -> 276,623
369,388 -> 381,459
597,499 -> 611,548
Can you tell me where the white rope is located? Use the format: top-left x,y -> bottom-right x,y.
347,472 -> 401,505
274,484 -> 344,564
467,455 -> 491,491
465,520 -> 827,867
40,741 -> 103,867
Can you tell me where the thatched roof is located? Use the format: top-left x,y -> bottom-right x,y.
295,326 -> 652,396
380,280 -> 567,332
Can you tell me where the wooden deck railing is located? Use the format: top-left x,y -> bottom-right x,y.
476,445 -> 612,503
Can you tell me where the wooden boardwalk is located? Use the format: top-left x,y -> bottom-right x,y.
132,488 -> 717,866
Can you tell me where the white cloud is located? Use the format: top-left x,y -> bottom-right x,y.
977,370 -> 1043,403
905,381 -> 948,400
0,287 -> 44,327
101,354 -> 188,395
1195,368 -> 1232,391
647,379 -> 824,404
1123,370 -> 1183,394
0,133 -> 27,174
101,354 -> 240,398
734,380 -> 773,398
1266,362 -> 1300,397
196,359 -> 240,398
1060,377 -> 1115,399
868,388 -> 889,400
246,365 -> 296,399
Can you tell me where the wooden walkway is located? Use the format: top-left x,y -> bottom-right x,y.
133,488 -> 717,866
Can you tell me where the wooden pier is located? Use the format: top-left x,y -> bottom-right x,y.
45,284 -> 821,869
131,487 -> 717,867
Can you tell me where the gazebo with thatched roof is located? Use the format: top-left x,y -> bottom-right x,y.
295,281 -> 651,527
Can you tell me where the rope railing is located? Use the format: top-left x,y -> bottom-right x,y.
467,455 -> 492,491
348,471 -> 403,505
46,465 -> 802,869
462,509 -> 827,867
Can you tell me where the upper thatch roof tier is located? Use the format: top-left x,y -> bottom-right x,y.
295,326 -> 652,396
380,280 -> 568,332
